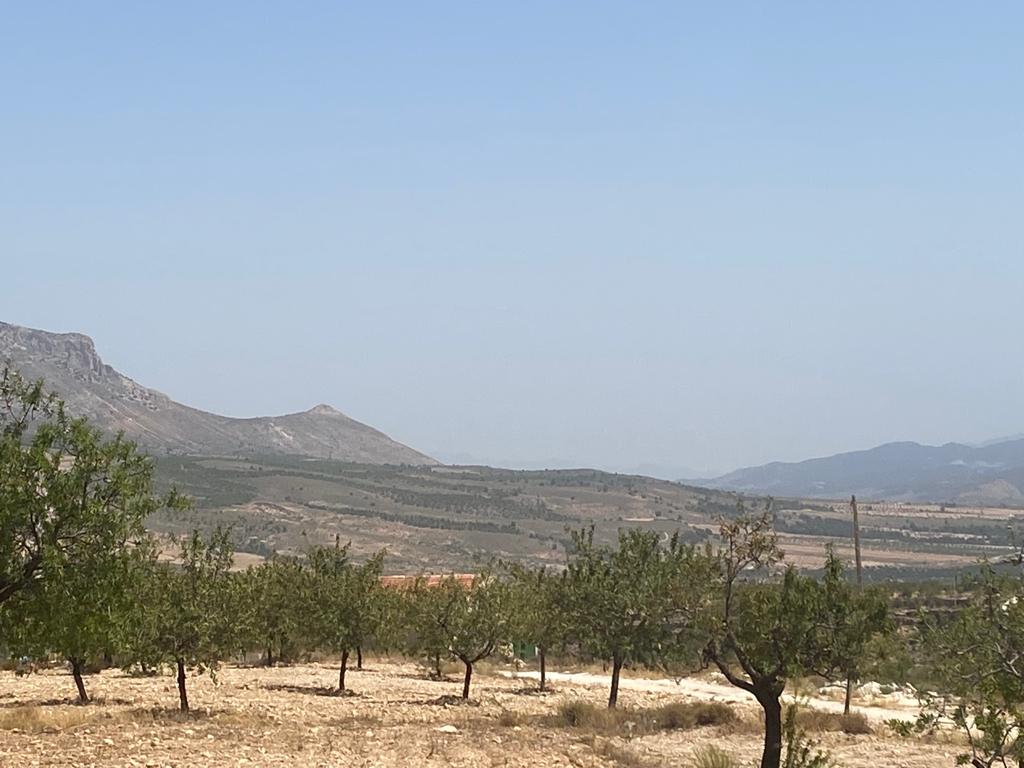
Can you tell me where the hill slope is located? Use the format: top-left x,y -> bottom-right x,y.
705,439 -> 1024,505
0,321 -> 437,465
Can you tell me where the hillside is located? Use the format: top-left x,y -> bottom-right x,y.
705,439 -> 1024,505
147,454 -> 1019,577
151,455 -> 742,571
0,321 -> 436,465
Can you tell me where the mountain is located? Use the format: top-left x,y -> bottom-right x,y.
0,321 -> 437,465
705,439 -> 1024,505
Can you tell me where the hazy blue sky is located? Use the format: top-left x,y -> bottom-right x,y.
2,3 -> 1022,476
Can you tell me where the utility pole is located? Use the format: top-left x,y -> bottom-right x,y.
845,494 -> 864,715
851,494 -> 863,588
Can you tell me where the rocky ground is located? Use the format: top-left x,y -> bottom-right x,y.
0,659 -> 962,767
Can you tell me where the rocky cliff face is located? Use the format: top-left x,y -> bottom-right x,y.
0,321 -> 438,465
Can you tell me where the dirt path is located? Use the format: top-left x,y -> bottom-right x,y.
504,668 -> 923,723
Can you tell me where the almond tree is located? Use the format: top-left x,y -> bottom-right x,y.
703,506 -> 878,768
819,546 -> 892,715
308,541 -> 385,692
244,554 -> 310,666
0,368 -> 181,607
565,527 -> 708,708
401,578 -> 455,680
125,529 -> 236,712
0,369 -> 184,701
432,571 -> 510,699
12,538 -> 153,703
919,564 -> 1024,767
507,565 -> 569,691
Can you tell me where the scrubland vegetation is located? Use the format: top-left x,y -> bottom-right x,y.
5,368 -> 1024,767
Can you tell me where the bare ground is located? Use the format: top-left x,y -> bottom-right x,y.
0,660 -> 960,767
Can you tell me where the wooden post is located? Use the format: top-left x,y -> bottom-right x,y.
851,495 -> 863,588
845,494 -> 864,714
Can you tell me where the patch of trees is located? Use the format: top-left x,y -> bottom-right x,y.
8,368 -> 1024,768
304,501 -> 519,534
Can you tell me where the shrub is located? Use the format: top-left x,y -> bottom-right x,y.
557,700 -> 737,734
787,706 -> 871,735
557,701 -> 619,730
497,709 -> 520,727
692,745 -> 738,768
838,712 -> 871,735
782,706 -> 833,768
655,701 -> 736,730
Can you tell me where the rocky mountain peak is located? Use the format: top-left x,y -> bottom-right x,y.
0,321 -> 438,465
0,322 -> 109,379
307,403 -> 343,417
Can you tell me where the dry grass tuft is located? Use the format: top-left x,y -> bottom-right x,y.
556,700 -> 736,735
581,735 -> 666,768
496,708 -> 521,727
788,706 -> 872,735
558,701 -> 621,730
691,744 -> 738,768
837,712 -> 872,734
0,706 -> 94,732
653,701 -> 736,730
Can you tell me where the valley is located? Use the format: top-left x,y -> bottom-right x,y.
150,454 -> 1022,576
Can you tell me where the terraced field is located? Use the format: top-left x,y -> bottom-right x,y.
151,455 -> 1023,577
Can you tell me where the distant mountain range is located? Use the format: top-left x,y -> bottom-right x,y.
0,321 -> 437,465
704,439 -> 1024,506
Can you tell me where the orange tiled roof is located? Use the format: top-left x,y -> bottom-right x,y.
379,573 -> 476,589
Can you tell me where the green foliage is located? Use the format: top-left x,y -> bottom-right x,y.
400,579 -> 455,678
505,564 -> 569,689
884,712 -> 941,738
307,540 -> 385,690
920,563 -> 1024,766
818,546 -> 893,699
565,526 -> 713,707
242,554 -> 310,665
435,571 -> 510,699
0,368 -> 182,608
124,529 -> 237,711
781,706 -> 833,768
397,570 -> 511,698
0,368 -> 185,702
704,503 -> 884,768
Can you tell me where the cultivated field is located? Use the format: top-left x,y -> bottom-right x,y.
150,455 -> 1024,578
0,658 -> 959,767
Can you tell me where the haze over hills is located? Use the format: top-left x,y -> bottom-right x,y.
0,321 -> 437,466
704,438 -> 1024,506
3,321 -> 1019,574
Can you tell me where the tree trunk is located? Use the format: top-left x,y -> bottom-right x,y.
70,658 -> 89,704
462,660 -> 473,699
176,658 -> 189,713
433,652 -> 442,679
843,673 -> 853,715
338,649 -> 350,692
539,647 -> 547,692
356,646 -> 363,670
758,694 -> 783,768
266,644 -> 274,667
608,654 -> 624,709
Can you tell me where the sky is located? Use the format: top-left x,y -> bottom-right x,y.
2,3 -> 1022,477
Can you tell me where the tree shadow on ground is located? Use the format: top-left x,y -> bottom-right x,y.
390,694 -> 481,707
0,695 -> 134,709
260,683 -> 360,698
507,685 -> 559,696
